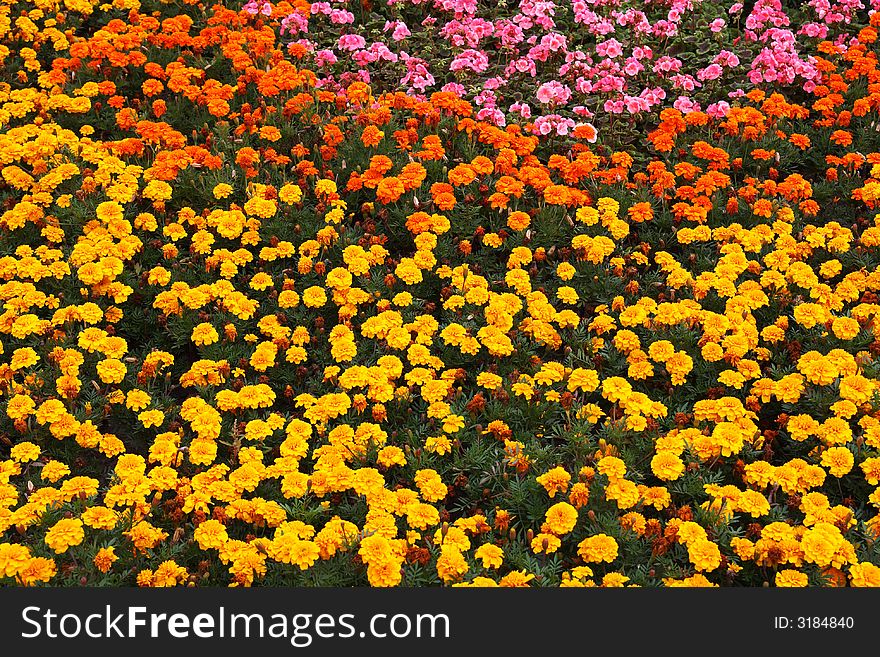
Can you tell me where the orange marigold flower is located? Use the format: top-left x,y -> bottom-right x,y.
376,177 -> 405,204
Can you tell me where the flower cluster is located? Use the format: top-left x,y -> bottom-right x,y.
268,0 -> 874,137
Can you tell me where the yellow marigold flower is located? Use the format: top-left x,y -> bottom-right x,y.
7,394 -> 36,420
96,358 -> 127,384
647,340 -> 675,362
93,547 -> 118,573
151,561 -> 189,587
569,482 -> 590,508
821,446 -> 854,477
315,179 -> 337,196
499,570 -> 535,587
17,557 -> 56,586
125,389 -> 151,411
688,539 -> 722,572
474,543 -> 504,569
139,409 -> 165,428
556,262 -> 576,280
35,400 -> 66,426
601,572 -> 630,587
831,316 -> 860,340
82,507 -> 119,530
441,413 -> 464,434
567,368 -> 599,392
414,469 -> 447,502
10,442 -> 40,463
191,322 -> 219,346
663,574 -> 717,587
597,456 -> 627,480
45,518 -> 85,554
96,201 -> 123,222
850,562 -> 880,587
557,286 -> 579,304
279,184 -> 303,204
302,286 -> 327,308
0,544 -> 31,578
605,478 -> 641,509
424,435 -> 452,455
543,502 -> 578,535
212,183 -> 233,199
536,466 -> 571,497
651,452 -> 685,481
143,180 -> 173,201
801,522 -> 845,567
677,521 -> 708,545
577,534 -> 618,563
10,347 -> 39,370
576,206 -> 599,225
40,461 -> 70,483
271,536 -> 320,570
436,544 -> 468,583
377,446 -> 406,468
476,372 -> 503,390
775,569 -> 809,587
125,521 -> 168,552
531,533 -> 562,554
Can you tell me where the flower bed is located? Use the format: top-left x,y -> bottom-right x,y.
3,0 -> 880,587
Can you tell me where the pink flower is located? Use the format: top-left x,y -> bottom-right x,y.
632,46 -> 653,60
540,32 -> 568,52
243,0 -> 271,15
476,107 -> 506,126
338,34 -> 366,51
706,101 -> 731,118
596,38 -> 623,58
654,56 -> 682,74
483,76 -> 505,91
450,49 -> 490,73
536,80 -> 572,105
673,96 -> 699,113
603,99 -> 625,114
384,20 -> 411,40
400,54 -> 435,92
280,12 -> 308,35
441,82 -> 466,96
329,10 -> 354,24
624,95 -> 648,114
510,102 -> 532,119
575,77 -> 593,94
531,114 -> 575,136
713,50 -> 741,67
623,58 -> 643,76
710,18 -> 726,32
800,22 -> 828,38
512,57 -> 537,76
640,86 -> 666,104
697,64 -> 723,81
315,49 -> 338,66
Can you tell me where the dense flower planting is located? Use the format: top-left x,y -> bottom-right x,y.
5,0 -> 880,588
